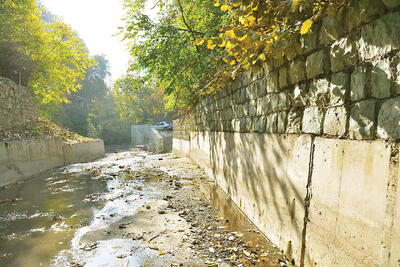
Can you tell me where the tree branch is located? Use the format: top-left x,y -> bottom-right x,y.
176,0 -> 201,61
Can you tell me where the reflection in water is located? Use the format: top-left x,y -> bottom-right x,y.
0,151 -> 150,267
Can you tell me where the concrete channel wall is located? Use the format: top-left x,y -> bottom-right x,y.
173,1 -> 400,265
131,125 -> 168,153
173,132 -> 399,266
0,137 -> 105,187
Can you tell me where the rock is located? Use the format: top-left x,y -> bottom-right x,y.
371,58 -> 391,99
277,111 -> 288,133
377,97 -> 400,139
257,96 -> 271,115
349,100 -> 376,140
266,113 -> 278,133
292,83 -> 308,107
300,26 -> 319,53
286,109 -> 303,134
249,100 -> 257,117
302,107 -> 324,134
330,72 -> 349,107
306,50 -> 324,79
256,116 -> 266,132
330,37 -> 358,72
271,93 -> 289,112
382,0 -> 400,9
279,67 -> 288,88
358,0 -> 385,23
319,14 -> 343,45
360,12 -> 400,60
309,78 -> 330,107
397,58 -> 400,95
351,66 -> 368,101
266,71 -> 279,93
289,60 -> 306,85
324,107 -> 347,136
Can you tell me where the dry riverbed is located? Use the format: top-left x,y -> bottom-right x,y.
0,148 -> 289,266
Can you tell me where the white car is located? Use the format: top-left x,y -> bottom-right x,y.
152,122 -> 171,130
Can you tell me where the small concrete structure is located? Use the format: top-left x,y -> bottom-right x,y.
131,125 -> 165,153
0,137 -> 105,187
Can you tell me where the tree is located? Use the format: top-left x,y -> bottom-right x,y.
114,74 -> 168,124
120,0 -> 228,110
0,0 -> 95,105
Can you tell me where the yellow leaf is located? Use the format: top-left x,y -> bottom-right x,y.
221,4 -> 231,12
213,0 -> 221,7
259,53 -> 266,61
195,38 -> 205,46
300,19 -> 313,35
207,40 -> 217,49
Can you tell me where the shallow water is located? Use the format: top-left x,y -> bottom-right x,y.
0,150 -> 158,267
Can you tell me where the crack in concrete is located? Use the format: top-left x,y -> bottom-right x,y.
300,135 -> 316,267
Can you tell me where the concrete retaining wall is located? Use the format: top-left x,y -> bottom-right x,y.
173,132 -> 400,266
0,137 -> 105,187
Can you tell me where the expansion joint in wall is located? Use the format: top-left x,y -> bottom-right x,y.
300,135 -> 315,267
382,142 -> 400,266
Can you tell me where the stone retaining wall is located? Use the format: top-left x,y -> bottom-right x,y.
173,1 -> 400,266
0,77 -> 38,129
0,138 -> 105,187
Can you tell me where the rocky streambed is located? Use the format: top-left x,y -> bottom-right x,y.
0,148 -> 289,266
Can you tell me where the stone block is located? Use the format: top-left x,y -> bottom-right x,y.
377,97 -> 400,140
351,66 -> 368,101
286,109 -> 303,134
279,67 -> 288,89
255,116 -> 266,132
371,58 -> 391,99
360,12 -> 400,60
397,58 -> 400,95
289,60 -> 306,85
319,14 -> 343,45
330,37 -> 358,72
249,100 -> 257,117
302,107 -> 324,134
257,96 -> 271,116
266,71 -> 279,93
292,83 -> 308,107
271,93 -> 289,112
306,50 -> 324,79
266,113 -> 277,133
310,78 -> 330,107
277,111 -> 288,133
358,0 -> 385,23
300,26 -> 319,53
382,0 -> 400,8
349,100 -> 376,140
324,107 -> 347,136
330,72 -> 349,107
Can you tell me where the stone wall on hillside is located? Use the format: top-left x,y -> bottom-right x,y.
175,1 -> 400,142
0,77 -> 39,129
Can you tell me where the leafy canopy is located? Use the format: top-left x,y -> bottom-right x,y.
120,0 -> 228,110
0,0 -> 95,104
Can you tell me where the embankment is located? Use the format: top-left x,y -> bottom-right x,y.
0,138 -> 105,187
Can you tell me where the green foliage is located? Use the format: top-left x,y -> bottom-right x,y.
198,0 -> 348,93
120,0 -> 228,110
87,118 -> 102,138
114,74 -> 171,124
0,0 -> 95,105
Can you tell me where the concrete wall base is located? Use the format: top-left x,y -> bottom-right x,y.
0,137 -> 105,187
173,131 -> 400,266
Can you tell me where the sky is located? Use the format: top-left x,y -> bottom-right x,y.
41,0 -> 130,82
